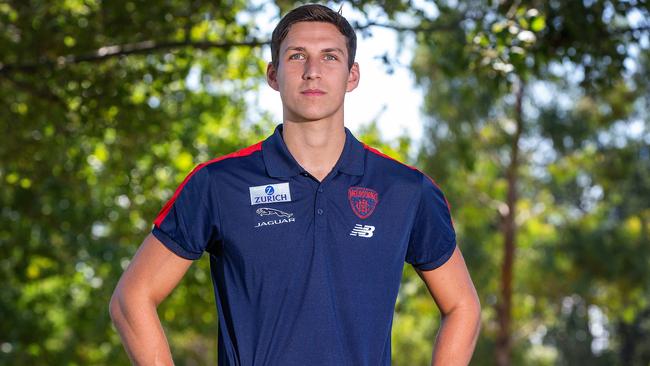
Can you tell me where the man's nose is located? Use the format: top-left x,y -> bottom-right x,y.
302,58 -> 321,80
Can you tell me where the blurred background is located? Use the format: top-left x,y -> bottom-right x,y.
1,0 -> 649,365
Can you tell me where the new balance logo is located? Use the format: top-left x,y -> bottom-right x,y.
349,224 -> 375,238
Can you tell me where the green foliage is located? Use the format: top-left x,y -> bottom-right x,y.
1,0 -> 648,365
410,0 -> 649,364
1,1 -> 272,364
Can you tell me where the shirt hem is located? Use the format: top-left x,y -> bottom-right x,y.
152,226 -> 203,260
411,240 -> 457,271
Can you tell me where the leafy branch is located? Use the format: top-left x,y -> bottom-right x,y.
0,39 -> 269,74
1,19 -> 644,75
0,18 -> 470,74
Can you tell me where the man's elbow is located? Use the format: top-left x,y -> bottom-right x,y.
109,284 -> 158,326
458,296 -> 481,335
109,285 -> 137,329
463,295 -> 481,322
470,295 -> 481,318
109,289 -> 125,326
470,298 -> 481,332
443,296 -> 482,330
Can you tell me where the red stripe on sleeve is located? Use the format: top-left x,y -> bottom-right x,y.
153,141 -> 263,227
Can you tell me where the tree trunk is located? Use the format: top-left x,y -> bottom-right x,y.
495,79 -> 525,366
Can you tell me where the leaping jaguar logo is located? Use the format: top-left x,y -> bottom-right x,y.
256,207 -> 294,218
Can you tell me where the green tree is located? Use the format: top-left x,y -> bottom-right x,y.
405,0 -> 649,365
1,1 -> 272,364
3,1 -> 647,365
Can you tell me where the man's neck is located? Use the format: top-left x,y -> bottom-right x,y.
282,119 -> 346,182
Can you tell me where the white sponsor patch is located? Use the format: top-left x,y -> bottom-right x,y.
249,183 -> 292,205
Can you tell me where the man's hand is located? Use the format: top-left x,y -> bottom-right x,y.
109,233 -> 193,365
416,246 -> 481,366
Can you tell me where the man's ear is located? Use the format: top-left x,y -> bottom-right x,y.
266,62 -> 280,91
346,62 -> 360,92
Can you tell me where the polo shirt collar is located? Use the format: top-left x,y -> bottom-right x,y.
262,123 -> 365,178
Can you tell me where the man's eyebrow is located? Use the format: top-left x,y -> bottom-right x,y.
321,47 -> 345,54
284,46 -> 345,54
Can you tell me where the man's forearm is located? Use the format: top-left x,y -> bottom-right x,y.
431,305 -> 481,366
110,293 -> 175,366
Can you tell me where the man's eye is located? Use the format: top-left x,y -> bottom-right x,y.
289,53 -> 305,60
325,54 -> 338,60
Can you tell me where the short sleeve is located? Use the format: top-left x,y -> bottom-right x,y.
405,173 -> 457,271
151,165 -> 217,260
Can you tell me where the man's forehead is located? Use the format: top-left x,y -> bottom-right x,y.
283,46 -> 345,55
281,22 -> 347,51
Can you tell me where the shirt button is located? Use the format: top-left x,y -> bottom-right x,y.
317,208 -> 323,215
301,172 -> 309,177
318,187 -> 324,193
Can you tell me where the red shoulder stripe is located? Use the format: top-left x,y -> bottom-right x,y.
362,144 -> 454,226
153,141 -> 263,227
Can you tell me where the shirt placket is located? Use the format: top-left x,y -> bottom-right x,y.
299,171 -> 327,230
298,170 -> 333,247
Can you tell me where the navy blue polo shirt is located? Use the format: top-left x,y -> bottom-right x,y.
152,123 -> 456,366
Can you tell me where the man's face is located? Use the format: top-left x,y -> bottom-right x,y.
267,21 -> 360,123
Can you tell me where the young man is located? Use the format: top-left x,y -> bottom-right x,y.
110,4 -> 480,365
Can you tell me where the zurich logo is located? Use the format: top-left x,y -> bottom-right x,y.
249,182 -> 291,205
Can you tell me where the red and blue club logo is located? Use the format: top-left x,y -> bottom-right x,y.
348,186 -> 379,219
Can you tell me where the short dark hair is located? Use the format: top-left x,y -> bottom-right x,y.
270,4 -> 357,70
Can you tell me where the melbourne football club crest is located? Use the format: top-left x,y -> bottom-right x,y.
348,186 -> 379,219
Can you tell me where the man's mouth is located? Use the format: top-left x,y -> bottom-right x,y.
301,89 -> 326,96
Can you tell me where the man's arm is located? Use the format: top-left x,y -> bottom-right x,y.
109,233 -> 193,365
416,246 -> 481,366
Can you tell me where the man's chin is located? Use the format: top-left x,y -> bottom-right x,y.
285,112 -> 334,123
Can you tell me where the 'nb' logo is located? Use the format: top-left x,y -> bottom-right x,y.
350,224 -> 375,238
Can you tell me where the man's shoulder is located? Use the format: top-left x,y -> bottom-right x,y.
199,140 -> 265,173
361,143 -> 423,182
174,141 -> 266,192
